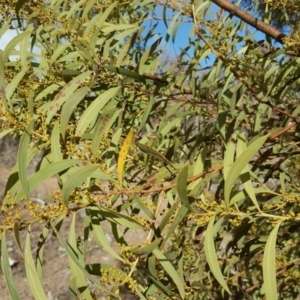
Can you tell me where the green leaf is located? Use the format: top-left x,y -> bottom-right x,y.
223,137 -> 236,180
24,227 -> 48,300
224,134 -> 269,208
76,86 -> 120,137
236,134 -> 261,210
139,96 -> 155,132
114,27 -> 139,41
2,30 -> 32,62
104,66 -> 146,84
15,0 -> 27,19
101,23 -> 138,34
6,69 -> 26,102
263,222 -> 281,300
0,129 -> 14,140
16,159 -> 81,202
13,222 -> 23,256
1,232 -> 21,300
177,165 -> 190,208
95,205 -> 144,229
51,222 -> 114,296
204,217 -> 231,294
166,11 -> 181,44
131,238 -> 162,255
68,213 -> 93,300
36,223 -> 51,281
133,195 -> 155,220
138,37 -> 162,74
95,2 -> 118,29
64,0 -> 86,19
267,58 -> 300,97
193,147 -> 207,176
18,121 -> 34,200
60,86 -> 90,139
34,83 -> 64,102
152,249 -> 185,298
91,105 -> 116,157
165,205 -> 189,243
158,200 -> 180,234
136,142 -> 176,171
62,165 -> 100,206
88,207 -> 124,262
50,42 -> 71,64
43,71 -> 92,123
51,122 -> 63,162
0,53 -> 7,109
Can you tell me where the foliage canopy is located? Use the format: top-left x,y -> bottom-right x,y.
1,0 -> 300,299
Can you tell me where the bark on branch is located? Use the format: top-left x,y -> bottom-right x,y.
211,0 -> 286,44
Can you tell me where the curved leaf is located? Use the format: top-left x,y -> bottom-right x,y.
177,165 -> 190,208
62,165 -> 100,205
68,213 -> 93,300
60,86 -> 91,139
224,134 -> 269,208
263,222 -> 281,300
152,249 -> 185,299
24,227 -> 48,300
75,86 -> 120,137
1,232 -> 21,300
18,121 -> 34,201
204,217 -> 231,295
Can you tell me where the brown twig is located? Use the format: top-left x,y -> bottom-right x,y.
211,0 -> 286,45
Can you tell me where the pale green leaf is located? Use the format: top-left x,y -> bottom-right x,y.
24,227 -> 48,300
68,213 -> 93,300
136,142 -> 176,171
193,147 -> 207,176
18,121 -> 34,200
34,83 -> 64,102
263,222 -> 281,300
51,222 -> 114,296
50,42 -> 71,64
177,165 -> 190,208
163,205 -> 189,245
43,71 -> 91,123
95,205 -> 144,229
0,54 -> 7,109
60,86 -> 90,139
204,217 -> 231,294
51,122 -> 63,162
225,134 -> 269,208
131,238 -> 162,255
139,96 -> 155,132
152,249 -> 185,298
1,233 -> 21,300
95,2 -> 118,29
0,129 -> 14,140
6,69 -> 26,101
91,105 -> 116,157
2,30 -> 32,61
16,160 -> 81,202
62,165 -> 100,205
88,207 -> 124,262
36,223 -> 50,281
76,86 -> 120,137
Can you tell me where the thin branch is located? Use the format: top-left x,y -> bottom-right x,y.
211,0 -> 286,44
